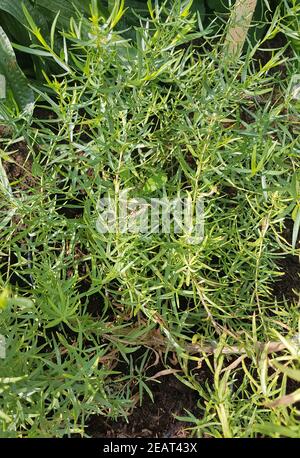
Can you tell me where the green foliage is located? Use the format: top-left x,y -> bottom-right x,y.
0,0 -> 299,439
282,0 -> 300,55
0,0 -> 292,114
0,26 -> 34,115
0,0 -> 105,113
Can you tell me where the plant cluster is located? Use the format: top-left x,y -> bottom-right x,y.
0,0 -> 299,438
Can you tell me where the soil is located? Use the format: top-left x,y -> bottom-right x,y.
2,140 -> 35,191
273,254 -> 300,302
273,219 -> 300,303
87,372 -> 200,438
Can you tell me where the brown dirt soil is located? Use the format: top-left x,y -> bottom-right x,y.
87,372 -> 200,438
2,140 -> 35,191
273,220 -> 300,303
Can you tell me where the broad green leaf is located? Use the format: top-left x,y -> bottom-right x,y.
206,0 -> 229,13
0,0 -> 50,38
34,0 -> 107,29
191,0 -> 206,16
0,0 -> 32,24
0,26 -> 34,114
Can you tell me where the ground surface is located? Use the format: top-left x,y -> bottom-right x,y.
88,374 -> 199,438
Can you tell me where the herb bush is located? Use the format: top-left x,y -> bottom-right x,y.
0,0 -> 300,438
